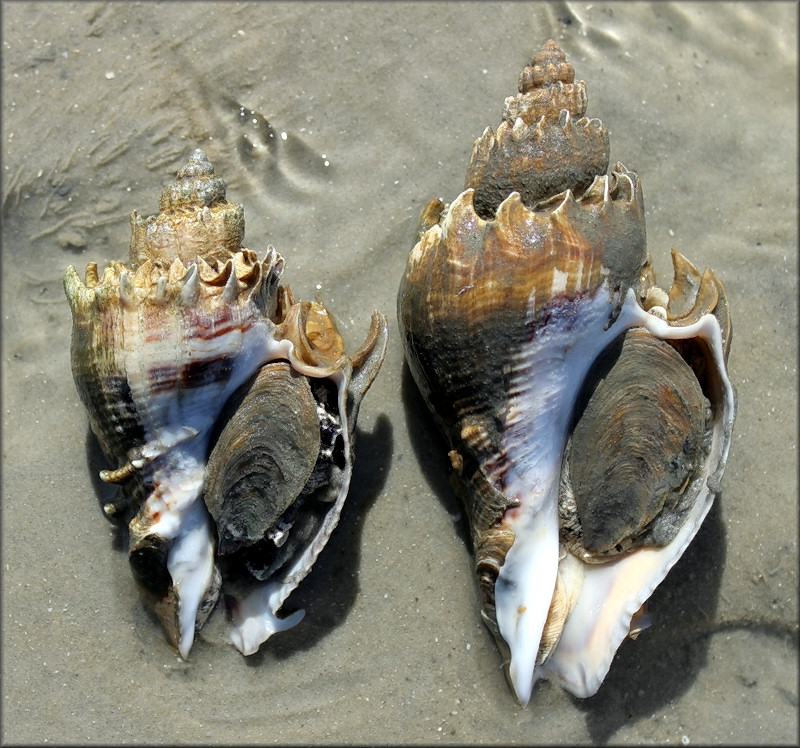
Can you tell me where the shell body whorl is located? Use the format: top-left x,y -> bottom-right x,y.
65,149 -> 389,659
398,41 -> 736,705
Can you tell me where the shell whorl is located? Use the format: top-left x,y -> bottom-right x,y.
65,148 -> 390,659
516,37 -> 583,109
159,149 -> 227,211
67,150 -> 284,339
466,39 -> 608,219
130,149 -> 246,266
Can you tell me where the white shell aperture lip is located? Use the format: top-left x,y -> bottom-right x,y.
494,286 -> 630,706
397,41 -> 736,706
495,289 -> 735,704
223,315 -> 389,657
168,493 -> 217,659
229,584 -> 306,656
133,327 -> 296,657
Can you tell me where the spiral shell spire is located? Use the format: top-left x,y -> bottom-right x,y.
466,40 -> 607,220
130,149 -> 245,265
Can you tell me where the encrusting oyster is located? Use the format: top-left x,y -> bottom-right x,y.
65,149 -> 388,658
397,40 -> 736,704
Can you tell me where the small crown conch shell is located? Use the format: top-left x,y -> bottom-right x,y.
397,40 -> 736,705
65,149 -> 388,658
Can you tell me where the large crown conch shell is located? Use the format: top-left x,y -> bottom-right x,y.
65,150 -> 388,658
397,40 -> 736,704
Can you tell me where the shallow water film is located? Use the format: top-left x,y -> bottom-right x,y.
2,2 -> 797,744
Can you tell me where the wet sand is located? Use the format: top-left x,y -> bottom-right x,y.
2,2 -> 797,743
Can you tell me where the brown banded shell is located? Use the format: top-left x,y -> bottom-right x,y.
397,40 -> 736,705
65,149 -> 388,658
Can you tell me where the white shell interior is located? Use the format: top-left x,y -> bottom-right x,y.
494,287 -> 735,705
113,279 -> 362,658
130,318 -> 294,657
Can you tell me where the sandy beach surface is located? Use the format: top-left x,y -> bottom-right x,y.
2,2 -> 797,744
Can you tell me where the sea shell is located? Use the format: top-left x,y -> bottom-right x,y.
65,149 -> 388,658
397,40 -> 736,704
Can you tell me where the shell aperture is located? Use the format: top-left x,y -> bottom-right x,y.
397,40 -> 736,704
65,149 -> 388,659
